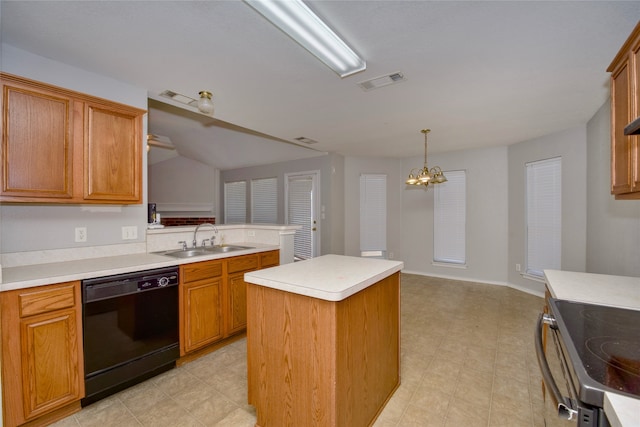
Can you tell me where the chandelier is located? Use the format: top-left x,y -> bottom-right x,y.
405,129 -> 447,187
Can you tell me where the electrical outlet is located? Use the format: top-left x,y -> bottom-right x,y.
389,252 -> 394,259
121,226 -> 138,240
75,227 -> 87,243
247,230 -> 256,237
516,263 -> 521,272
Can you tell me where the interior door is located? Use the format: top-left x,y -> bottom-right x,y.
285,171 -> 319,260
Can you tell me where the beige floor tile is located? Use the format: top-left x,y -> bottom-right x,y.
444,396 -> 489,427
409,383 -> 452,420
188,391 -> 242,426
212,407 -> 256,427
398,402 -> 447,426
57,273 -> 545,427
133,399 -> 201,427
116,380 -> 170,415
49,416 -> 82,427
73,396 -> 141,427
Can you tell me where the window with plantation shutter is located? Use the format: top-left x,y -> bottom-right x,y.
433,170 -> 466,265
526,157 -> 561,277
224,180 -> 246,224
287,175 -> 313,260
359,174 -> 387,256
251,177 -> 277,224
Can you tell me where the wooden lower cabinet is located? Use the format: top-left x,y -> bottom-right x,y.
179,250 -> 279,356
227,272 -> 250,335
226,254 -> 259,336
1,281 -> 84,427
180,260 -> 224,355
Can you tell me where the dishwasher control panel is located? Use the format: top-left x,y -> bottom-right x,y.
139,270 -> 179,291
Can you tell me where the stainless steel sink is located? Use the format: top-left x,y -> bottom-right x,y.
205,245 -> 254,253
157,245 -> 255,258
160,249 -> 210,258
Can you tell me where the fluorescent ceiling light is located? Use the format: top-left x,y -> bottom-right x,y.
244,0 -> 366,78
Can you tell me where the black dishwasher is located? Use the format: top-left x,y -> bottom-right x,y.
81,266 -> 179,406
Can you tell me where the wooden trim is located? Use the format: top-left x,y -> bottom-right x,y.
607,21 -> 640,72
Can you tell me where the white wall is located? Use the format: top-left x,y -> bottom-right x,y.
0,45 -> 149,252
586,102 -> 640,276
148,156 -> 218,218
507,126 -> 588,294
399,146 -> 510,285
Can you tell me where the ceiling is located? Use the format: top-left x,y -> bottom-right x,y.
2,1 -> 639,170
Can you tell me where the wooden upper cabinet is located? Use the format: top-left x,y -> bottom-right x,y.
1,79 -> 77,199
84,102 -> 141,202
608,22 -> 640,200
0,72 -> 145,204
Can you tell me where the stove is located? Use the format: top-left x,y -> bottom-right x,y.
536,298 -> 640,426
550,299 -> 640,406
549,299 -> 640,407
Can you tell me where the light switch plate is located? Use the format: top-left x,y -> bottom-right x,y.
122,226 -> 138,240
75,227 -> 87,242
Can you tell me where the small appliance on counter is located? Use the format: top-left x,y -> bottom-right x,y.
147,203 -> 164,229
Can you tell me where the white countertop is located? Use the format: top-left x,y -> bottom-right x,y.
544,270 -> 640,310
244,254 -> 404,301
605,393 -> 640,427
1,243 -> 278,292
544,269 -> 640,427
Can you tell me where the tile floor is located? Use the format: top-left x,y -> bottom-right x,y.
52,273 -> 545,427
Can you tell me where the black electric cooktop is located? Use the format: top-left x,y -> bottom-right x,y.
551,299 -> 640,401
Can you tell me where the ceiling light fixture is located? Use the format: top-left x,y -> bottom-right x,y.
147,134 -> 176,151
405,129 -> 447,188
244,0 -> 366,78
197,91 -> 214,115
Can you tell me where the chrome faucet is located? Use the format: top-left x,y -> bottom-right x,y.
192,223 -> 218,248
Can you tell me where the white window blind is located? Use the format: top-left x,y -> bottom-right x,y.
359,174 -> 387,253
287,176 -> 313,260
251,177 -> 277,224
433,170 -> 466,265
526,157 -> 561,277
224,181 -> 246,224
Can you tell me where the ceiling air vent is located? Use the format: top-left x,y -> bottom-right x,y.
357,72 -> 407,91
159,90 -> 198,107
294,137 -> 318,144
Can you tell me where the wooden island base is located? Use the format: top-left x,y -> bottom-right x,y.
247,271 -> 400,427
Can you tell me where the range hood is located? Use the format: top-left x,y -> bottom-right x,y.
624,116 -> 640,135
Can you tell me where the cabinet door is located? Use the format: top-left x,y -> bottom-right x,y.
610,58 -> 634,195
21,308 -> 83,420
84,102 -> 142,202
1,282 -> 83,426
259,250 -> 280,269
182,278 -> 224,354
632,38 -> 640,193
1,80 -> 77,200
227,272 -> 251,335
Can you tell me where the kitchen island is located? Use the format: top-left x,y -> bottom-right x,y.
244,254 -> 404,427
